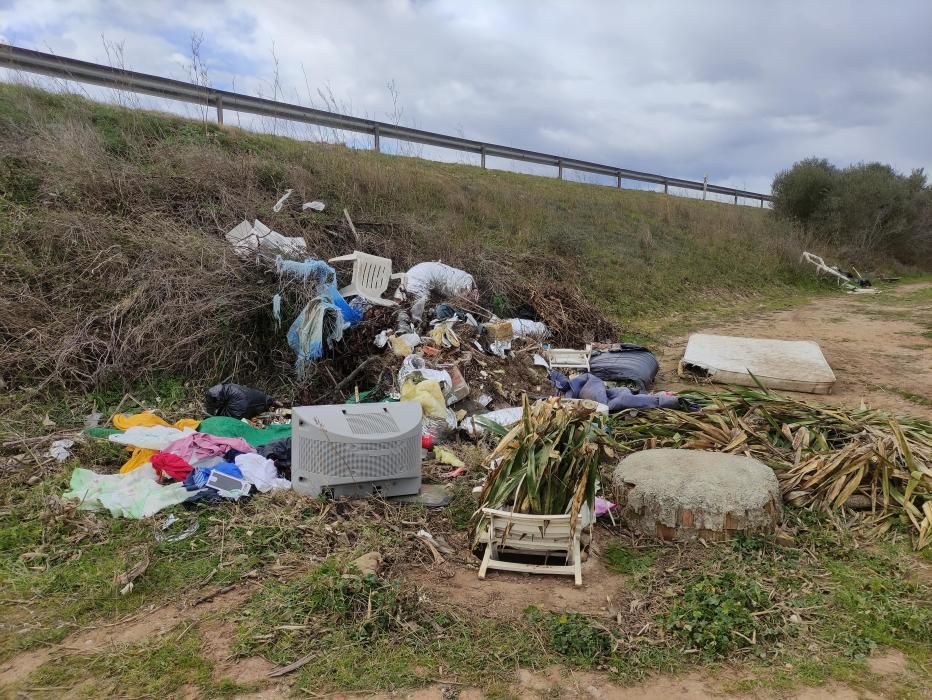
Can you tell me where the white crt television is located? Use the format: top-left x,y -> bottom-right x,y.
291,402 -> 422,498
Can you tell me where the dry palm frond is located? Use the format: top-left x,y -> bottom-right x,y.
469,397 -> 615,541
610,387 -> 932,549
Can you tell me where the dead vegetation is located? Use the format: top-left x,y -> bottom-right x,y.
0,83 -> 840,397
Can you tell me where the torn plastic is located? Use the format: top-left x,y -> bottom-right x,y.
49,439 -> 75,462
397,355 -> 452,392
459,407 -> 524,438
63,464 -> 190,519
302,200 -> 326,212
400,262 -> 477,320
272,189 -> 293,212
226,219 -> 307,259
511,319 -> 548,339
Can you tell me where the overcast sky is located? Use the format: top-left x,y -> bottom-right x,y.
2,0 -> 930,194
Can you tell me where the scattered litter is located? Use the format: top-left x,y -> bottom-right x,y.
442,466 -> 467,478
302,200 -> 326,212
226,219 -> 307,258
400,262 -> 477,320
532,353 -> 549,368
590,344 -> 659,392
401,378 -> 447,419
84,412 -> 102,428
595,496 -> 615,516
116,555 -> 150,595
390,483 -> 453,507
205,469 -> 251,499
272,188 -> 293,212
801,251 -> 876,293
415,529 -> 454,562
511,318 -> 548,339
680,334 -> 836,394
390,332 -> 420,356
433,447 -> 465,468
477,393 -> 493,408
374,329 -> 391,348
440,364 -> 470,405
204,384 -> 276,420
352,551 -> 383,577
155,518 -> 200,543
460,407 -> 524,438
546,345 -> 592,372
49,439 -> 75,462
151,452 -> 194,481
398,355 -> 452,392
429,320 -> 460,348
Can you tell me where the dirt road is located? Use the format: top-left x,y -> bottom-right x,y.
656,282 -> 932,419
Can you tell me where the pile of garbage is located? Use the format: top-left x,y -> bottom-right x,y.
67,385 -> 292,519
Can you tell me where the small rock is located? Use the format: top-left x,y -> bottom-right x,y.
789,613 -> 802,624
353,551 -> 383,577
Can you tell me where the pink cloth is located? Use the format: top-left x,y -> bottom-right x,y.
163,432 -> 255,464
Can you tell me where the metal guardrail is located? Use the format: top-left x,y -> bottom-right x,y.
0,44 -> 773,206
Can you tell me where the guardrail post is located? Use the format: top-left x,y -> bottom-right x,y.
616,171 -> 622,189
373,126 -> 380,153
216,96 -> 223,125
760,198 -> 765,208
663,179 -> 668,195
557,160 -> 563,180
480,145 -> 486,169
702,176 -> 708,201
734,192 -> 738,205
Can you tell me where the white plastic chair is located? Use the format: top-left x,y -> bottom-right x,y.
329,251 -> 404,307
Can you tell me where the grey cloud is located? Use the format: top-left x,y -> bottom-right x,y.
1,0 -> 930,194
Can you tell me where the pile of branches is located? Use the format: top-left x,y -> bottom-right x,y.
470,397 -> 615,539
611,387 -> 932,549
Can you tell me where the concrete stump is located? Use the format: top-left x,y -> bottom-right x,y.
611,449 -> 781,542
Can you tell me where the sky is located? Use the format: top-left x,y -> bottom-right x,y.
1,0 -> 930,195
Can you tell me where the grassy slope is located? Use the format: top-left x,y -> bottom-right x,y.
0,83 -> 828,390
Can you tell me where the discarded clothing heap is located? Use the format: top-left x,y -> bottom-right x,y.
66,412 -> 295,520
549,371 -> 680,411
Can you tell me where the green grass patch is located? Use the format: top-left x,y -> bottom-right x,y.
603,543 -> 658,576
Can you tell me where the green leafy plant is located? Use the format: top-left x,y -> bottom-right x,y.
525,608 -> 612,662
665,572 -> 777,656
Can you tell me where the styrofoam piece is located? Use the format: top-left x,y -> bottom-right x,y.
680,334 -> 836,394
546,345 -> 592,371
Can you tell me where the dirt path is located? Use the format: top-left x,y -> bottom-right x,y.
655,282 -> 932,419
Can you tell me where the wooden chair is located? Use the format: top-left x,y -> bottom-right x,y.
477,507 -> 583,586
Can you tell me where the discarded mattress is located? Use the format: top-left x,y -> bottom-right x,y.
680,334 -> 835,394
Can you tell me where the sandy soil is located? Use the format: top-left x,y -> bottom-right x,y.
656,282 -> 932,420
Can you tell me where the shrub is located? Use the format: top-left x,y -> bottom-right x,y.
772,157 -> 931,266
772,157 -> 836,223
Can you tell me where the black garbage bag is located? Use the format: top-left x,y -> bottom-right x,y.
589,344 -> 659,393
203,383 -> 275,420
257,438 -> 291,479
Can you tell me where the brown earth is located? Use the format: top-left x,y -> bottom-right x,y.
656,282 -> 932,420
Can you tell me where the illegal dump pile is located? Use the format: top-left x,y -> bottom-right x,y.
612,387 -> 932,549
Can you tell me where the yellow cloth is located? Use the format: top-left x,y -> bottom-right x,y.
401,378 -> 447,419
112,411 -> 199,431
112,413 -> 199,473
119,447 -> 157,474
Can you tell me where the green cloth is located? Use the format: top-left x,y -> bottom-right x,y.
84,427 -> 122,439
197,416 -> 291,447
63,465 -> 189,519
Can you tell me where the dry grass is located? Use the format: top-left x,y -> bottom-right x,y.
0,83 -> 861,395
